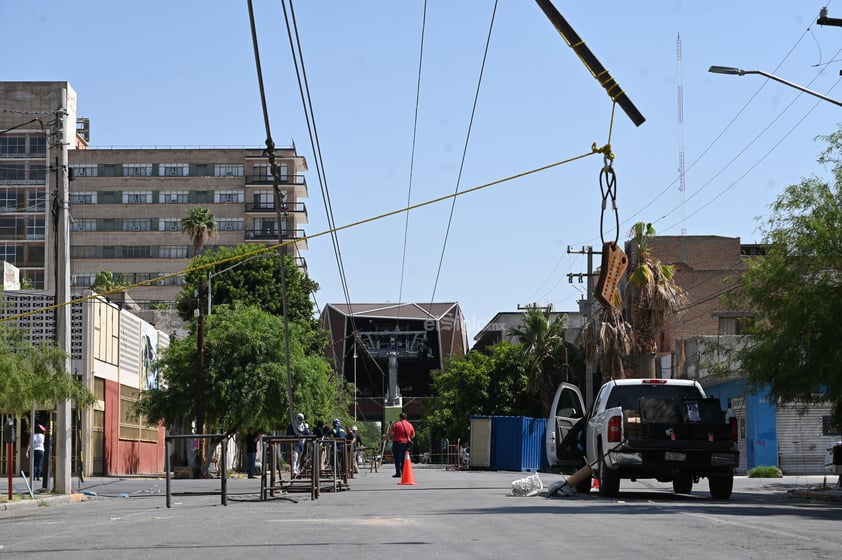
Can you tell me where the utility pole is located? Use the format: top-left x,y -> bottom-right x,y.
567,245 -> 596,408
53,89 -> 72,494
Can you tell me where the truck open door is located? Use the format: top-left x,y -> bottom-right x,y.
545,382 -> 586,470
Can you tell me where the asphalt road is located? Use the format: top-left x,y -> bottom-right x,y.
2,466 -> 841,560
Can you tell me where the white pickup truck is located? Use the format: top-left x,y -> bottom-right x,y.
547,378 -> 739,499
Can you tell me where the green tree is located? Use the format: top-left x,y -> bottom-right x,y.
625,222 -> 687,378
425,341 -> 537,444
181,206 -> 218,254
176,244 -> 319,327
732,129 -> 842,427
506,304 -> 568,415
0,323 -> 95,414
136,303 -> 348,438
578,303 -> 634,382
91,270 -> 126,293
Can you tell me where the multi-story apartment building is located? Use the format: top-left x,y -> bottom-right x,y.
1,81 -> 309,305
67,146 -> 309,303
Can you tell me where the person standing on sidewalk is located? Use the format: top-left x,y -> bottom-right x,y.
26,424 -> 46,481
389,413 -> 415,479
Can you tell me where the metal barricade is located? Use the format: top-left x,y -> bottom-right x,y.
260,436 -> 350,501
165,434 -> 228,508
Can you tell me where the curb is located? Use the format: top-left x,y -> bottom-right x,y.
0,492 -> 88,512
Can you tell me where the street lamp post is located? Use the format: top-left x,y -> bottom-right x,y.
708,65 -> 842,107
207,252 -> 279,316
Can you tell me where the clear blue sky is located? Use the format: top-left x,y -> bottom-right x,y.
4,1 -> 840,342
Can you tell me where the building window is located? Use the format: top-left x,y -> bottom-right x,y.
159,163 -> 188,177
215,190 -> 244,204
214,164 -> 243,177
124,246 -> 151,259
0,164 -> 25,182
0,190 -> 18,212
27,191 -> 46,212
159,245 -> 189,258
123,164 -> 152,177
70,192 -> 96,205
160,218 -> 181,232
217,218 -> 243,232
0,244 -> 18,262
0,136 -> 26,156
72,219 -> 96,232
123,191 -> 152,204
28,137 -> 47,156
123,219 -> 150,232
70,246 -> 97,259
158,190 -> 188,204
718,316 -> 754,335
71,273 -> 95,287
26,217 -> 45,240
29,165 -> 47,182
70,164 -> 98,178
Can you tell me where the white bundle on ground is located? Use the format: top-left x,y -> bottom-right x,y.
510,473 -> 543,496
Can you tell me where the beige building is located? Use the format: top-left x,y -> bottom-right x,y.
1,81 -> 309,305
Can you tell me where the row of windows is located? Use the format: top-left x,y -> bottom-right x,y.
0,216 -> 47,239
72,273 -> 186,287
0,164 -> 48,182
0,189 -> 46,212
70,218 -> 246,232
69,190 -> 265,205
0,242 -> 46,268
69,162 -> 292,178
0,136 -> 47,157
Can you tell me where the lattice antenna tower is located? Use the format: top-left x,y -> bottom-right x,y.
676,33 -> 686,235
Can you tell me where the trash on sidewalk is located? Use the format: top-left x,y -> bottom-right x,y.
510,473 -> 543,496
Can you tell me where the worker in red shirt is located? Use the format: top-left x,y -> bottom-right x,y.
389,412 -> 415,478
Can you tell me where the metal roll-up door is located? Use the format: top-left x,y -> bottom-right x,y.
776,402 -> 836,475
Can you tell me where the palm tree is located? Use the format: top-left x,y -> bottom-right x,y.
91,270 -> 125,294
181,207 -> 218,254
578,303 -> 634,383
625,222 -> 687,378
507,303 -> 568,415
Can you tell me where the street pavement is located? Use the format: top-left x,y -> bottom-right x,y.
1,465 -> 841,559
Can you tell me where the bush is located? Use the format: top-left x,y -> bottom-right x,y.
747,465 -> 783,478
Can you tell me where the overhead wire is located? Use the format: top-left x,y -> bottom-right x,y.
0,151 -> 597,324
428,0 -> 499,310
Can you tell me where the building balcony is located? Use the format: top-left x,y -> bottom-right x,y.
244,201 -> 307,217
245,228 -> 308,250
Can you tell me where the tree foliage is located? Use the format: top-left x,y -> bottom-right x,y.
0,323 -> 95,414
732,129 -> 842,427
135,304 -> 349,436
506,303 -> 569,415
625,221 -> 687,377
176,244 -> 319,326
425,342 -> 542,444
181,206 -> 218,253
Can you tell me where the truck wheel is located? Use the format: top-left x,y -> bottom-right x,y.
598,444 -> 620,497
672,475 -> 693,494
708,475 -> 733,499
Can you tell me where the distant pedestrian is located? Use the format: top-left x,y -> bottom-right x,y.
331,419 -> 347,471
389,413 -> 415,478
26,424 -> 46,481
349,425 -> 364,473
286,413 -> 310,476
245,429 -> 260,478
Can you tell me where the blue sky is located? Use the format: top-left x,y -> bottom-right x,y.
4,1 -> 841,342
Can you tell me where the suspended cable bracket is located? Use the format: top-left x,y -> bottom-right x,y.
535,0 -> 645,127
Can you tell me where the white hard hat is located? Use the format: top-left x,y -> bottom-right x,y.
351,425 -> 358,431
296,413 -> 304,420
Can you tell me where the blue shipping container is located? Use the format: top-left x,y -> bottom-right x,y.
490,416 -> 546,472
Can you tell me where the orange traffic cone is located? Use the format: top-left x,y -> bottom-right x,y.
399,451 -> 417,485
592,476 -> 600,490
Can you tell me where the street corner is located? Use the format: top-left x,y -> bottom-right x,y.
0,492 -> 90,512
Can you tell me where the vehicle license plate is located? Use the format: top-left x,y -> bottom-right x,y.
665,451 -> 686,462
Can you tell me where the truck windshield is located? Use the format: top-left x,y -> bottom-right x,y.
607,385 -> 702,411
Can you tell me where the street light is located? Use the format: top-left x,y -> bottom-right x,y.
708,65 -> 842,107
207,252 -> 279,315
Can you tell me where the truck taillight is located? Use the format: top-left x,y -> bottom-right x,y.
730,416 -> 738,443
608,415 -> 622,442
